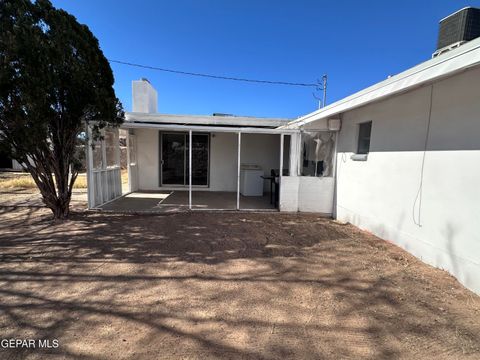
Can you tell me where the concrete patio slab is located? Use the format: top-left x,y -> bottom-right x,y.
99,191 -> 275,212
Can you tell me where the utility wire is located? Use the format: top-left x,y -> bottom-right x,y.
413,84 -> 434,227
108,59 -> 318,88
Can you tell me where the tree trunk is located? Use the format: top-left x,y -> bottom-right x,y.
38,182 -> 72,220
26,155 -> 74,220
46,172 -> 74,220
52,198 -> 70,219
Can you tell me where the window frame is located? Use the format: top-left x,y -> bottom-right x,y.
158,131 -> 210,188
356,121 -> 372,155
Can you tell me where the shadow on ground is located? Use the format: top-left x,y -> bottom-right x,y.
0,207 -> 479,359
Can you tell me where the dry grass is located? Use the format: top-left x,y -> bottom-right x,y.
0,168 -> 127,190
0,176 -> 36,189
73,175 -> 87,188
0,173 -> 87,189
121,168 -> 128,185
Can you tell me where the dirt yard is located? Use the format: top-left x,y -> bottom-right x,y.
0,193 -> 479,359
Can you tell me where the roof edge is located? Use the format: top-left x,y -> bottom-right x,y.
282,37 -> 480,129
125,112 -> 292,128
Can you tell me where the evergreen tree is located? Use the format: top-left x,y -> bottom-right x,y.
0,0 -> 124,218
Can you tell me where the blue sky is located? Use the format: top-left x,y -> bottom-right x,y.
51,0 -> 477,118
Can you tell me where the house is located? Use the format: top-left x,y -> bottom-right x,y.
0,149 -> 25,171
86,7 -> 480,294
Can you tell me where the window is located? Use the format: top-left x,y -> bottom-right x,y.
128,135 -> 137,166
357,121 -> 372,154
300,131 -> 335,177
92,139 -> 103,170
104,129 -> 118,168
160,132 -> 210,186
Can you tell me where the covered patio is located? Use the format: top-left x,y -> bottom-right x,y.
86,123 -> 298,212
86,122 -> 340,214
87,114 -> 302,211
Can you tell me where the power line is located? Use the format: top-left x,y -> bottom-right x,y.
108,59 -> 318,88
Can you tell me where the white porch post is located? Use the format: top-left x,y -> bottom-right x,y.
86,123 -> 94,209
289,132 -> 301,177
101,129 -> 107,203
279,133 -> 284,177
114,128 -> 121,197
332,131 -> 339,218
189,130 -> 192,210
126,131 -> 131,193
236,132 -> 241,210
279,134 -> 284,209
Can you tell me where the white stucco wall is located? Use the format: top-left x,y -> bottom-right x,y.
134,130 -> 282,192
135,128 -> 159,190
209,132 -> 238,191
241,133 -> 283,192
11,159 -> 23,171
279,176 -> 334,213
279,176 -> 299,211
298,177 -> 334,213
334,66 -> 480,294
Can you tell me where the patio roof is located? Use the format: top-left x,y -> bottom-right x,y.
121,120 -> 300,134
125,112 -> 292,128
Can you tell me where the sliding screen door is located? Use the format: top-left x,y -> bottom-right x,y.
190,134 -> 209,185
161,132 -> 209,186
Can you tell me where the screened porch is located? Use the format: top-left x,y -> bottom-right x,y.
87,122 -> 338,214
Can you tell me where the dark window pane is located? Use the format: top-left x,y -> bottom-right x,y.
162,133 -> 186,185
186,134 -> 209,186
161,132 -> 209,186
357,122 -> 372,154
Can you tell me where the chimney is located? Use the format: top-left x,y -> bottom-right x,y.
433,7 -> 480,58
132,78 -> 158,113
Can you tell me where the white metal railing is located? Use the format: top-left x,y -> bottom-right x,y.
86,126 -> 122,208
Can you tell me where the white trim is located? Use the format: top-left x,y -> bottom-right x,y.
126,132 -> 132,193
288,133 -> 301,177
236,132 -> 241,210
101,129 -> 107,203
351,154 -> 368,161
122,122 -> 298,134
86,124 -> 94,209
332,132 -> 338,218
114,129 -> 121,197
284,37 -> 480,129
188,130 -> 192,210
125,112 -> 291,128
92,167 -> 121,173
279,133 -> 284,208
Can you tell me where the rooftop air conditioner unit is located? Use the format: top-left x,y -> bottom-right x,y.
433,7 -> 480,58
